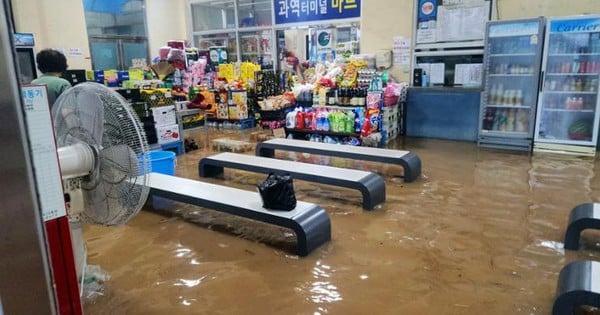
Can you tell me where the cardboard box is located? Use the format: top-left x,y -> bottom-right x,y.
156,124 -> 180,144
152,105 -> 177,126
216,103 -> 229,119
228,105 -> 239,120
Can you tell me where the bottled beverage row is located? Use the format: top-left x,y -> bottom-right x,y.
544,77 -> 598,92
490,36 -> 536,55
547,60 -> 600,74
549,34 -> 600,54
286,107 -> 372,135
482,108 -> 530,132
487,84 -> 526,106
490,63 -> 534,75
544,94 -> 596,110
314,88 -> 369,107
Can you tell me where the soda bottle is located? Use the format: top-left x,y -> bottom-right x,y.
296,108 -> 305,129
345,111 -> 355,133
286,109 -> 296,129
322,110 -> 330,131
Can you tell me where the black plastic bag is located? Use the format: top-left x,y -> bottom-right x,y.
257,173 -> 297,211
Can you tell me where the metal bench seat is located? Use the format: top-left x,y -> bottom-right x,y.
146,172 -> 331,256
198,152 -> 386,210
256,138 -> 421,182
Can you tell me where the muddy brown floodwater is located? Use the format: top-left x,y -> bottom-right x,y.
83,132 -> 600,315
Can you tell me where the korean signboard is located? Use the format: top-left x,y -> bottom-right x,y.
274,0 -> 361,25
22,85 -> 68,222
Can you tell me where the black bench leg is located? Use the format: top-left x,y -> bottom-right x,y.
359,174 -> 386,210
289,207 -> 331,256
199,163 -> 224,177
400,152 -> 421,183
553,261 -> 600,315
564,203 -> 600,250
256,145 -> 275,158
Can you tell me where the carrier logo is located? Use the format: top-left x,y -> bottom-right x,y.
552,19 -> 600,33
421,1 -> 434,15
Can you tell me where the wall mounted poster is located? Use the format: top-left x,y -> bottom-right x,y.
416,0 -> 491,45
416,0 -> 438,43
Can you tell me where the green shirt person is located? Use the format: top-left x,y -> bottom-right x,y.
31,49 -> 72,108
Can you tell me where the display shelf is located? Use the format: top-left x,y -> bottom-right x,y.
544,91 -> 597,94
177,108 -> 209,149
208,117 -> 252,121
311,105 -> 366,110
486,105 -> 531,109
542,108 -> 595,113
488,74 -> 534,77
182,125 -> 205,132
545,73 -> 600,76
177,108 -> 203,116
285,128 -> 360,137
549,53 -> 600,57
489,53 -> 537,57
480,130 -> 528,136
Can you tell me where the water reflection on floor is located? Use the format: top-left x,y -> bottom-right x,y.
84,131 -> 600,314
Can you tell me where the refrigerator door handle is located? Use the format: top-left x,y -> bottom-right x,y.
538,70 -> 544,92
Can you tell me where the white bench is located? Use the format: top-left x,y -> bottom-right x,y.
256,138 -> 421,182
146,173 -> 331,256
198,152 -> 386,210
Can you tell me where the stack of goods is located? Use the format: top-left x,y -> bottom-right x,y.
357,70 -> 376,88
360,91 -> 384,147
141,88 -> 175,107
211,138 -> 253,153
152,105 -> 180,145
258,93 -> 295,129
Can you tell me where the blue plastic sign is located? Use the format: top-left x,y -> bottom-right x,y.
418,0 -> 437,23
550,18 -> 600,33
489,21 -> 539,37
274,0 -> 361,25
13,33 -> 35,47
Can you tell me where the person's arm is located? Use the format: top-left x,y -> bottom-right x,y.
58,80 -> 72,96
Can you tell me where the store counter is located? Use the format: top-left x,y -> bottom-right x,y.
405,87 -> 481,142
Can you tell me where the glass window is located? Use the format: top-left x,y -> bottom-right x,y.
83,0 -> 149,70
122,41 -> 149,68
191,1 -> 236,31
195,33 -> 238,62
237,0 -> 272,27
90,40 -> 119,70
83,0 -> 146,37
240,30 -> 273,66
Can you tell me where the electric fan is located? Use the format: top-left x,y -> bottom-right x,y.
52,82 -> 152,282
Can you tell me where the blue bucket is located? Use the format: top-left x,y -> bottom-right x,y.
143,151 -> 176,209
147,150 -> 176,175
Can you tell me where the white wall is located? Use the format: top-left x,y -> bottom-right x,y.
361,0 -> 414,82
12,0 -> 92,70
12,0 -> 191,70
11,0 -> 598,75
145,0 -> 189,59
496,0 -> 599,19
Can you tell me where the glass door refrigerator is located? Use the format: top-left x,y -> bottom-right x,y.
534,15 -> 600,156
478,17 -> 545,151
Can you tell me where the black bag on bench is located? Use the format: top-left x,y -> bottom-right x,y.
257,173 -> 297,211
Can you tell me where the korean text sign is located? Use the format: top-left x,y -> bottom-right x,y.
274,0 -> 361,25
